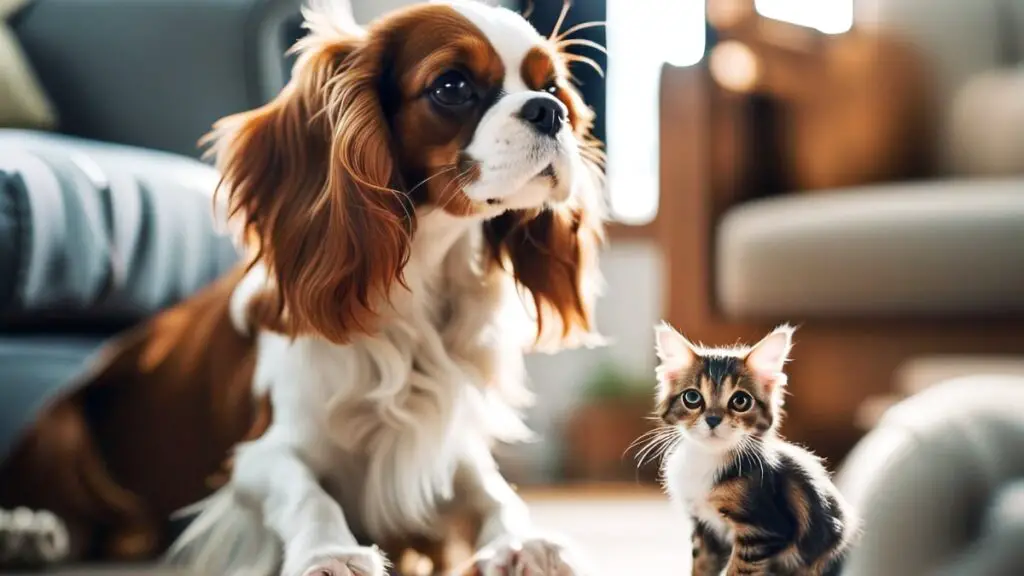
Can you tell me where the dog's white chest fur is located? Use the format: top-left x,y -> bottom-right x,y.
237,210 -> 530,541
663,440 -> 733,539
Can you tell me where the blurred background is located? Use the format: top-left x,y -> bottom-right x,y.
3,0 -> 1024,574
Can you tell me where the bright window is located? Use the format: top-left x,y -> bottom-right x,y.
605,0 -> 851,225
606,0 -> 705,225
755,0 -> 853,34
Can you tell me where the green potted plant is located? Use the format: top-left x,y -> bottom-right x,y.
561,361 -> 661,483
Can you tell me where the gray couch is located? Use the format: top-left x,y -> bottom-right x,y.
0,0 -> 307,461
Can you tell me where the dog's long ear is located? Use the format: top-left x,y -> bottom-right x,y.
484,197 -> 603,351
205,6 -> 412,344
484,72 -> 605,351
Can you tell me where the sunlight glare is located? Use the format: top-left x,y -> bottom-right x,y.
606,0 -> 706,224
754,0 -> 853,34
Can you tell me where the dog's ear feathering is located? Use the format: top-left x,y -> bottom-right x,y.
203,9 -> 413,344
484,167 -> 605,351
483,70 -> 606,352
484,198 -> 604,352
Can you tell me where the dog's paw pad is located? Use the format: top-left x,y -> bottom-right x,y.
474,537 -> 587,576
287,546 -> 387,576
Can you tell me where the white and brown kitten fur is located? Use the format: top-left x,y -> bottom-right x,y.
654,323 -> 858,576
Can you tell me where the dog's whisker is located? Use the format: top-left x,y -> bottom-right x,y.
409,165 -> 457,196
556,38 -> 608,55
548,0 -> 572,41
435,166 -> 478,212
554,20 -> 606,42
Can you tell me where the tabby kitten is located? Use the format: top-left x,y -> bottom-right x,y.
653,323 -> 857,576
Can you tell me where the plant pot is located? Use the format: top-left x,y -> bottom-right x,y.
561,398 -> 661,483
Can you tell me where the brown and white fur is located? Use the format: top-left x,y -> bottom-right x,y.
169,1 -> 607,574
0,1 -> 605,575
653,324 -> 858,576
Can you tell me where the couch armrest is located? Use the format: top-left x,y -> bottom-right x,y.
0,130 -> 240,332
11,0 -> 303,158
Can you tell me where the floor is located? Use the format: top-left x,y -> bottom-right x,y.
523,484 -> 690,575
33,485 -> 690,575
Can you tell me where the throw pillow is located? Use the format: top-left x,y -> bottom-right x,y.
0,0 -> 56,130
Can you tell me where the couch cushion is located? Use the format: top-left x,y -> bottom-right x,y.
0,336 -> 106,461
715,179 -> 1024,318
0,129 -> 239,330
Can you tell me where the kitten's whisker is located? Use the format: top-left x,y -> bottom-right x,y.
737,437 -> 767,487
632,432 -> 672,464
625,427 -> 670,455
635,428 -> 681,470
647,430 -> 680,466
626,434 -> 659,461
632,431 -> 672,465
636,439 -> 667,469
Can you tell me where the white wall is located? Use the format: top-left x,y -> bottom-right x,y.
503,241 -> 664,482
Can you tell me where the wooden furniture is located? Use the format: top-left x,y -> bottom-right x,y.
649,23 -> 1024,465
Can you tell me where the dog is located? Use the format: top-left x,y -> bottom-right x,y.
0,1 -> 606,575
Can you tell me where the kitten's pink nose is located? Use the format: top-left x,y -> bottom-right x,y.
705,415 -> 723,429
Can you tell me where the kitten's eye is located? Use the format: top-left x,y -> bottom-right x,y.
681,389 -> 703,409
429,70 -> 476,107
729,391 -> 753,412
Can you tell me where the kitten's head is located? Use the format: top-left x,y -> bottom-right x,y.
653,323 -> 794,452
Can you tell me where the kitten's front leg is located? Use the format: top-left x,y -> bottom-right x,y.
721,549 -> 768,576
453,447 -> 589,576
719,529 -> 790,576
690,520 -> 730,576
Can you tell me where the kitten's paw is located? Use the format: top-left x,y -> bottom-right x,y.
470,536 -> 589,576
283,545 -> 387,576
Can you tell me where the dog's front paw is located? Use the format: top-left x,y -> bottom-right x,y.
471,536 -> 588,576
283,545 -> 388,576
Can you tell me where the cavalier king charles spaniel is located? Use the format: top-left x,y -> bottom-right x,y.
0,0 -> 604,574
163,1 -> 605,575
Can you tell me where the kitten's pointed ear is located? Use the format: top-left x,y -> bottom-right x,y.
745,324 -> 795,380
654,322 -> 697,366
654,322 -> 696,400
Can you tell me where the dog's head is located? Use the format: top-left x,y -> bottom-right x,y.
210,0 -> 604,347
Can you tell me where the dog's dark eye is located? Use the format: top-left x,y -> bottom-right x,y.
544,81 -> 558,95
681,389 -> 703,409
729,391 -> 753,413
429,71 -> 475,107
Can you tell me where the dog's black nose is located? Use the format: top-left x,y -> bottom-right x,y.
705,415 -> 723,429
520,97 -> 566,137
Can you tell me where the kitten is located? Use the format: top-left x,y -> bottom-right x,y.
653,323 -> 858,576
